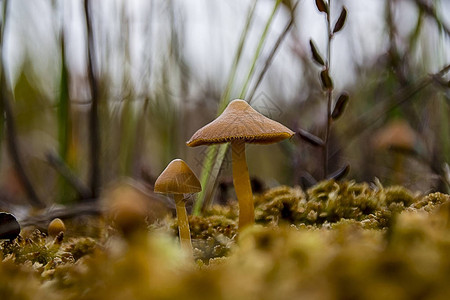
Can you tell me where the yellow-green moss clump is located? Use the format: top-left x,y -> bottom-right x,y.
171,215 -> 237,262
0,180 -> 449,299
254,180 -> 421,229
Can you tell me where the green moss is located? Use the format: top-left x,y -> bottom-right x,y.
412,192 -> 450,210
251,180 -> 426,229
1,181 -> 449,299
383,186 -> 417,206
62,237 -> 97,261
1,230 -> 59,265
187,215 -> 237,262
255,186 -> 305,225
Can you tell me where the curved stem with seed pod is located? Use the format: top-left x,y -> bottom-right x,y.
187,99 -> 294,231
154,159 -> 201,258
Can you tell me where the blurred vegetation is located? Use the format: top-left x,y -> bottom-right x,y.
1,181 -> 450,299
0,0 -> 447,227
0,0 -> 449,298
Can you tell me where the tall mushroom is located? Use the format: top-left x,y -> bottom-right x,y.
154,159 -> 201,257
187,99 -> 294,230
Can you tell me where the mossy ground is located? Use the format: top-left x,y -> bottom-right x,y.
1,180 -> 450,299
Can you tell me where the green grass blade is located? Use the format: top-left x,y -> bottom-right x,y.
57,32 -> 73,203
240,0 -> 281,99
193,0 -> 282,215
192,1 -> 258,215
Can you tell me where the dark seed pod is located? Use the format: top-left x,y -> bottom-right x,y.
309,39 -> 325,66
0,212 -> 21,240
332,92 -> 349,120
333,7 -> 348,33
315,0 -> 328,13
328,164 -> 350,180
297,129 -> 324,147
320,69 -> 333,90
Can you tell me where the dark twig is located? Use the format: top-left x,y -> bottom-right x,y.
19,202 -> 102,228
84,0 -> 100,198
0,92 -> 44,208
46,152 -> 92,199
0,0 -> 45,208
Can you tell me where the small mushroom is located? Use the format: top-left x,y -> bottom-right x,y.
48,218 -> 66,237
0,212 -> 21,240
103,179 -> 170,236
372,119 -> 417,152
154,159 -> 201,257
187,99 -> 294,230
372,120 -> 418,184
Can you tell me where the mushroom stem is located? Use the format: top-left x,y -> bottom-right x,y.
174,194 -> 193,258
231,140 -> 254,230
393,152 -> 405,185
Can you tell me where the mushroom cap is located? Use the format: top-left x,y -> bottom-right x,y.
154,159 -> 202,194
186,99 -> 295,147
372,119 -> 417,151
48,218 -> 66,237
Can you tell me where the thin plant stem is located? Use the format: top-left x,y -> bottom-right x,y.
84,0 -> 100,198
323,0 -> 333,178
57,8 -> 73,203
0,0 -> 45,208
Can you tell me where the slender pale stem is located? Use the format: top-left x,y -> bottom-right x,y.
231,140 -> 254,230
393,153 -> 404,185
323,0 -> 333,179
174,194 -> 193,258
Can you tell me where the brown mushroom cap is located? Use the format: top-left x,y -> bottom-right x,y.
372,119 -> 417,151
186,99 -> 295,147
154,159 -> 202,194
48,218 -> 66,237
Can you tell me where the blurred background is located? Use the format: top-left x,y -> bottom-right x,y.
0,0 -> 448,209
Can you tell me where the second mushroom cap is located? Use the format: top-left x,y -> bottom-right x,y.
154,159 -> 202,194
